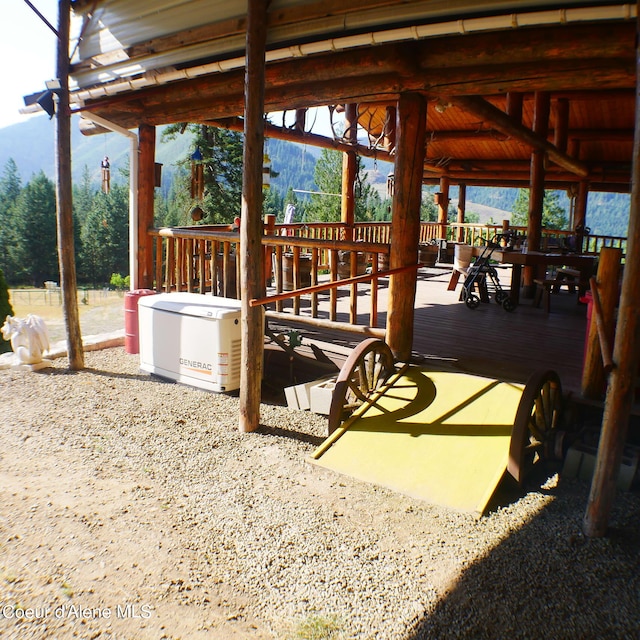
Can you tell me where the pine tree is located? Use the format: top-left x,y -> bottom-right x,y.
11,172 -> 58,286
80,184 -> 130,284
511,188 -> 569,229
0,159 -> 23,280
163,124 -> 244,224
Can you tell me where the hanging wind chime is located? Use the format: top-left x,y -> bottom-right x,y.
101,156 -> 111,194
190,147 -> 204,200
190,147 -> 205,222
262,151 -> 271,190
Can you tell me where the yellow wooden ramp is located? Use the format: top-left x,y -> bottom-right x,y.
311,367 -> 525,514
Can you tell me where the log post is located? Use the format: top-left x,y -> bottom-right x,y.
383,106 -> 396,151
294,108 -> 306,133
55,0 -> 84,370
456,183 -> 466,242
506,92 -> 523,122
583,12 -> 640,535
523,92 -> 550,297
581,247 -> 622,398
239,0 -> 268,432
574,180 -> 589,252
137,124 -> 156,289
554,98 -> 570,153
387,93 -> 427,360
437,176 -> 450,239
264,213 -> 275,289
341,103 -> 357,241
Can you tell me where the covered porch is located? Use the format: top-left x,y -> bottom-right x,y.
51,0 -> 640,534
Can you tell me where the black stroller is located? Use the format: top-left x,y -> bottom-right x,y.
461,235 -> 516,312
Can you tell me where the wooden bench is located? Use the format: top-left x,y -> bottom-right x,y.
553,267 -> 588,295
533,277 -> 585,313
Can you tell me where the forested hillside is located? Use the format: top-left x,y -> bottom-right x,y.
0,116 -> 631,289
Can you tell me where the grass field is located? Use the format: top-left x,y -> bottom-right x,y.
8,288 -> 126,344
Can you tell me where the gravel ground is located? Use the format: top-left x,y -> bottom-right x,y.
1,347 -> 639,639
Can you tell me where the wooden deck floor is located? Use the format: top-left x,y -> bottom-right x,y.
267,264 -> 591,396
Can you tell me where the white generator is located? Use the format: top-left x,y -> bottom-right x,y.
138,292 -> 243,392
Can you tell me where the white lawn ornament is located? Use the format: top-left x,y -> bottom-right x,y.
1,315 -> 51,368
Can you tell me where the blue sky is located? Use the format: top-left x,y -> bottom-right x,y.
1,0 -> 60,129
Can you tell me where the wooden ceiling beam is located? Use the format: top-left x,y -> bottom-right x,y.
444,95 -> 589,177
78,21 -> 635,129
82,51 -> 635,131
208,116 -> 394,162
422,176 -> 630,193
426,128 -> 634,143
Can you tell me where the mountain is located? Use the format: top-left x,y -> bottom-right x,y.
0,115 -> 193,189
0,116 -> 630,236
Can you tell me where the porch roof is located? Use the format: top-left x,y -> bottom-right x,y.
66,1 -> 637,192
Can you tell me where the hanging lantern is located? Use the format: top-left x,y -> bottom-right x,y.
262,152 -> 271,190
101,156 -> 111,194
190,147 -> 204,200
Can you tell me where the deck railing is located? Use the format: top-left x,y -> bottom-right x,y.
150,226 -> 391,329
274,221 -> 625,255
149,221 -> 625,329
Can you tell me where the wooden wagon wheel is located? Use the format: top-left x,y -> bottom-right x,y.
508,369 -> 563,485
327,338 -> 396,434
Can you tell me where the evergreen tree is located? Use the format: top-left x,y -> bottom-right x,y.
0,159 -> 23,280
305,149 -> 379,223
74,165 -> 96,228
306,149 -> 342,222
80,184 -> 130,284
163,124 -> 244,224
511,188 -> 569,229
11,172 -> 58,286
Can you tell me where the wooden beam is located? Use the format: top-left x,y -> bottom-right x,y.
422,128 -> 634,143
387,93 -> 427,361
445,94 -> 588,178
208,116 -> 393,162
56,0 -> 84,370
78,23 -> 635,131
239,0 -> 268,433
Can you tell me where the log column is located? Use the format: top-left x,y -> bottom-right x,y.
456,183 -> 466,242
437,176 -> 450,239
583,13 -> 640,534
523,92 -> 550,297
341,103 -> 357,241
55,0 -> 83,370
387,93 -> 427,360
239,0 -> 268,433
137,124 -> 156,289
574,180 -> 589,252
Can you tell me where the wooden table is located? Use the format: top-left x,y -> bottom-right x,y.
472,247 -> 597,304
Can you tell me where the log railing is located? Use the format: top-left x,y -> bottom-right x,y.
150,221 -> 626,328
275,221 -> 626,255
150,226 -> 391,329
